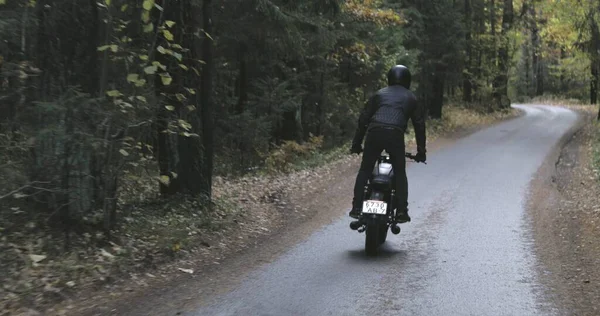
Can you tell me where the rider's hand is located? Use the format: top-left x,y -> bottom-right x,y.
415,151 -> 426,163
350,143 -> 363,154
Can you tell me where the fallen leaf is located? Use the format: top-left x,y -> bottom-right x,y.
178,268 -> 194,274
101,249 -> 115,259
29,254 -> 47,263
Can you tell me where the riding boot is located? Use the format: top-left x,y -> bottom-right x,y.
395,201 -> 411,223
349,198 -> 361,219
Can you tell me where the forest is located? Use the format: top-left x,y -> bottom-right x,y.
1,0 -> 600,312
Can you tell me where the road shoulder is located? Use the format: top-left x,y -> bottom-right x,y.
528,107 -> 600,315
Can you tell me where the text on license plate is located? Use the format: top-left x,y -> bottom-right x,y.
362,200 -> 387,214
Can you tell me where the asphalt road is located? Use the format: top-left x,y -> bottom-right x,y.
190,105 -> 578,316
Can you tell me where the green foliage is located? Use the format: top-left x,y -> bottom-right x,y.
510,0 -> 600,104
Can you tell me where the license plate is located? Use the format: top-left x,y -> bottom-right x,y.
362,200 -> 387,215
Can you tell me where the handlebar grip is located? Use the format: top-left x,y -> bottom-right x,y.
405,152 -> 426,164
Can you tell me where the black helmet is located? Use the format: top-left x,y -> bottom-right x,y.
387,65 -> 411,89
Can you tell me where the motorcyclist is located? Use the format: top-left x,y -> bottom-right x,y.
349,65 -> 426,223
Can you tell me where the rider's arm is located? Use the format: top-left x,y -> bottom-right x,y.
352,95 -> 378,146
410,96 -> 426,153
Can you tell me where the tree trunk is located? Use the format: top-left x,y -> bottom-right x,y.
61,97 -> 74,250
35,0 -> 48,100
560,47 -> 566,91
493,0 -> 513,107
87,0 -> 100,95
490,0 -> 496,37
236,43 -> 247,114
154,0 -> 181,196
317,72 -> 324,136
590,16 -> 599,107
200,0 -> 215,199
530,4 -> 543,96
592,64 -> 598,105
175,0 -> 205,194
524,40 -> 531,96
428,63 -> 445,119
463,0 -> 473,103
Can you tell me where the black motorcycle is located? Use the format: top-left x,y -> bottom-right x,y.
350,152 -> 423,255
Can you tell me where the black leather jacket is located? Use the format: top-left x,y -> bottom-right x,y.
352,85 -> 426,153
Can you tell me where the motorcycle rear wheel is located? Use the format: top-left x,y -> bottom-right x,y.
365,223 -> 380,255
378,224 -> 388,245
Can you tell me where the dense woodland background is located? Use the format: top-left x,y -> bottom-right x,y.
0,0 -> 599,243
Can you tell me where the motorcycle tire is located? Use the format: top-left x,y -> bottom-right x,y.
365,223 -> 380,256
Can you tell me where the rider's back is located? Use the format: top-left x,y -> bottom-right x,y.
369,85 -> 418,133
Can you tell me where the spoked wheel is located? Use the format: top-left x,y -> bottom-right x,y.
365,223 -> 380,256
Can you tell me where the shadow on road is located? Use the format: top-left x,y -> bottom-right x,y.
346,243 -> 406,262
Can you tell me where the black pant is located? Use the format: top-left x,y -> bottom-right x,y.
352,128 -> 408,211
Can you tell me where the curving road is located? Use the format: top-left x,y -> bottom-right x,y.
189,105 -> 578,316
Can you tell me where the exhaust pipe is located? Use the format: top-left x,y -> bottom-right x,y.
350,221 -> 362,230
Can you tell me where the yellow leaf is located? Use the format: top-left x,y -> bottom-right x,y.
141,10 -> 150,23
163,30 -> 174,41
165,20 -> 176,28
29,254 -> 47,263
157,45 -> 167,54
144,65 -> 158,74
142,0 -> 154,10
143,22 -> 154,33
0,0 -> 6,4
178,120 -> 192,131
110,44 -> 118,52
152,61 -> 166,70
135,79 -> 147,87
106,90 -> 122,97
179,64 -> 189,70
165,105 -> 175,111
201,30 -> 213,41
136,96 -> 147,103
126,74 -> 139,83
105,0 -> 111,6
158,175 -> 170,185
97,45 -> 111,51
175,93 -> 186,102
160,74 -> 173,85
121,4 -> 128,11
139,55 -> 149,61
119,149 -> 129,156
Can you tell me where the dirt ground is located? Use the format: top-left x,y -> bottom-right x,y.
528,109 -> 600,316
